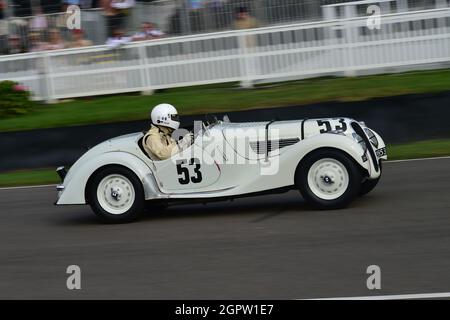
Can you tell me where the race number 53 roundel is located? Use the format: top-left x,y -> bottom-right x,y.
176,158 -> 203,185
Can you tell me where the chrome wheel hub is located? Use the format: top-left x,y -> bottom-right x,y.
111,187 -> 122,201
307,158 -> 349,200
97,174 -> 135,215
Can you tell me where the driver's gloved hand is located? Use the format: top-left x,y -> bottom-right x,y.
178,133 -> 193,151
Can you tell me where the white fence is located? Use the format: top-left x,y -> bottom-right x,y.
0,7 -> 449,101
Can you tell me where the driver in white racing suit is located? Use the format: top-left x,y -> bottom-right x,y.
142,103 -> 192,160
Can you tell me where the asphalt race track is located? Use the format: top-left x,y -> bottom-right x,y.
1,157 -> 450,299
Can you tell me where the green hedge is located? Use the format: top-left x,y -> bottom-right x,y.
0,81 -> 35,117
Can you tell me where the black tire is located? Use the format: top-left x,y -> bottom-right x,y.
295,149 -> 363,210
359,177 -> 380,196
87,165 -> 145,223
359,161 -> 382,196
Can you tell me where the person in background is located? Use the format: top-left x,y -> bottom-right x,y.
28,32 -> 46,52
233,6 -> 258,30
132,22 -> 165,41
103,0 -> 135,37
43,28 -> 66,50
106,28 -> 131,48
234,6 -> 259,88
29,7 -> 48,32
6,34 -> 26,54
68,29 -> 93,48
233,6 -> 259,48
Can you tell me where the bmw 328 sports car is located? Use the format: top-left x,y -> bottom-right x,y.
55,117 -> 386,223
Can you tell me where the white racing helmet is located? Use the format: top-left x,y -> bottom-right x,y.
151,103 -> 180,130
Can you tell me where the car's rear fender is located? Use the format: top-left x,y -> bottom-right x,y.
56,152 -> 163,205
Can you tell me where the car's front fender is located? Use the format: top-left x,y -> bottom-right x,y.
303,133 -> 366,162
56,151 -> 163,205
273,133 -> 374,187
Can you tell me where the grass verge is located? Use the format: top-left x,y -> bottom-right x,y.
0,168 -> 60,187
1,69 -> 450,133
387,139 -> 450,160
1,139 -> 449,187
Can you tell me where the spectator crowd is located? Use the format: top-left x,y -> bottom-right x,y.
0,0 -> 162,54
0,0 -> 262,55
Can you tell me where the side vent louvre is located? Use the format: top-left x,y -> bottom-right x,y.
250,138 -> 300,155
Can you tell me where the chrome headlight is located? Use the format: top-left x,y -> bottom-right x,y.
352,132 -> 367,153
364,128 -> 379,148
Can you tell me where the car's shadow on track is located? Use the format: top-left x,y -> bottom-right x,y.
52,191 -> 380,227
143,199 -> 305,223
52,192 -> 310,226
138,191 -> 381,223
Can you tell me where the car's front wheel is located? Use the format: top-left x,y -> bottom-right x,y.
87,166 -> 144,223
359,177 -> 380,196
296,149 -> 363,209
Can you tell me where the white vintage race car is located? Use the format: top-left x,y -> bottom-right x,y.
55,117 -> 387,223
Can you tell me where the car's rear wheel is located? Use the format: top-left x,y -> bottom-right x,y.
87,166 -> 144,223
296,149 -> 362,209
